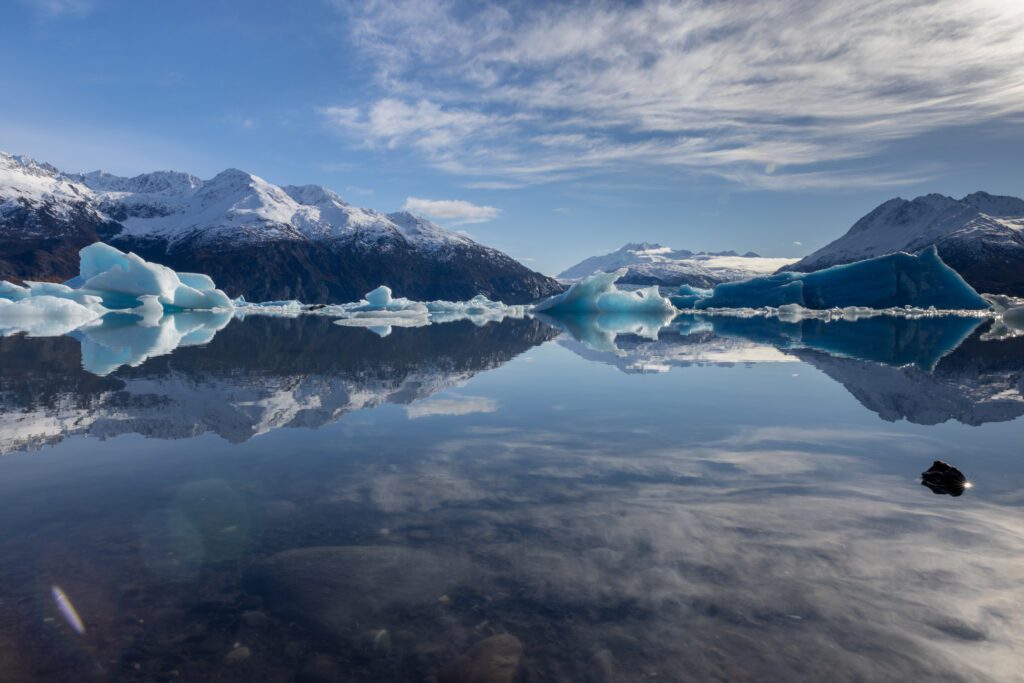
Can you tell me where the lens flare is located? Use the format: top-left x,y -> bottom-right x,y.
51,585 -> 85,635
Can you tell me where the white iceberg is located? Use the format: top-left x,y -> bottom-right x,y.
532,268 -> 677,315
323,285 -> 523,331
0,296 -> 106,337
0,242 -> 234,338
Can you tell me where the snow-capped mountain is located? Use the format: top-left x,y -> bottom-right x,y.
787,192 -> 1024,296
559,242 -> 797,287
0,152 -> 561,303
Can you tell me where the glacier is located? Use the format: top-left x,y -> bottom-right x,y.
533,268 -> 677,315
686,247 -> 990,311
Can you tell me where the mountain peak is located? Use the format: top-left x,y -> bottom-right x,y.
787,190 -> 1024,295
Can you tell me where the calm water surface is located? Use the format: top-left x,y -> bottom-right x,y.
0,314 -> 1022,682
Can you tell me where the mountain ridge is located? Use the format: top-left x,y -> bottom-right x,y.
787,191 -> 1024,295
0,152 -> 561,304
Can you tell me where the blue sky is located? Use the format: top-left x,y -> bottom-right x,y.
2,0 -> 1023,275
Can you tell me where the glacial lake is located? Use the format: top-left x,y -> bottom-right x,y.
1,313 -> 1022,682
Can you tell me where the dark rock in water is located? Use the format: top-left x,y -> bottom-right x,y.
243,546 -> 475,641
921,460 -> 969,496
438,634 -> 524,683
298,654 -> 340,683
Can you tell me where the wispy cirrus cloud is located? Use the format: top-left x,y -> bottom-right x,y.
402,196 -> 500,224
20,0 -> 92,18
324,0 -> 1024,190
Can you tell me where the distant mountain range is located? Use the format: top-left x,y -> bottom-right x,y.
788,191 -> 1024,295
0,152 -> 561,304
558,242 -> 797,287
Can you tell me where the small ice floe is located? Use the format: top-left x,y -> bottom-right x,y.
921,460 -> 971,497
324,285 -> 524,332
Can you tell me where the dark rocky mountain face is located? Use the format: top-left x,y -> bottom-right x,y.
114,234 -> 563,304
0,223 -> 562,305
0,199 -> 122,284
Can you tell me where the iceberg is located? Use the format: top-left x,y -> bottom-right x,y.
0,296 -> 106,337
533,268 -> 677,315
669,284 -> 713,309
73,243 -> 233,311
0,242 -> 234,338
689,247 -> 990,311
323,285 -> 524,332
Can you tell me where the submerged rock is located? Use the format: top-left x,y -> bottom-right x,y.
921,460 -> 970,496
438,634 -> 524,683
243,545 -> 474,640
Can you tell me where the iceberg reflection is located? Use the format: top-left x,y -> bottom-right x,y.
551,312 -> 1024,425
72,310 -> 233,376
0,316 -> 557,454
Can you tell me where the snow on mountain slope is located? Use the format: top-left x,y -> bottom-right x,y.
788,192 -> 1024,295
0,152 -> 103,225
0,151 -> 494,253
559,242 -> 797,287
0,151 -> 562,303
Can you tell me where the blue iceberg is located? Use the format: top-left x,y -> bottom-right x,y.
669,284 -> 713,309
533,268 -> 676,315
0,242 -> 234,323
687,246 -> 989,311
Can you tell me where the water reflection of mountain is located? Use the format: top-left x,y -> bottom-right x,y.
554,313 -> 1024,426
795,327 -> 1024,425
0,316 -> 557,454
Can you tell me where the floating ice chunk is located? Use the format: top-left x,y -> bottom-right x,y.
77,242 -> 182,308
76,242 -> 233,311
233,297 -> 306,317
0,281 -> 30,301
669,284 -> 713,309
694,247 -> 990,311
364,285 -> 393,308
321,287 -> 520,329
177,272 -> 217,291
169,282 -> 234,311
0,296 -> 105,337
533,268 -> 677,315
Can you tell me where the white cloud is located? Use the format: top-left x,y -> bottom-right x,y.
402,196 -> 500,224
327,0 -> 1024,190
793,241 -> 803,246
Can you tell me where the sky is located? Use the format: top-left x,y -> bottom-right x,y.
1,0 -> 1023,275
